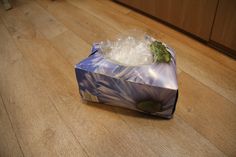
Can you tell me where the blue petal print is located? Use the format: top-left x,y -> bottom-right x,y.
75,44 -> 178,118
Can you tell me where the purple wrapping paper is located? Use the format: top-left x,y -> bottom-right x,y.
75,43 -> 178,118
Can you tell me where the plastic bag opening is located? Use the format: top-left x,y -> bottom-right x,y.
99,30 -> 157,66
99,30 -> 172,66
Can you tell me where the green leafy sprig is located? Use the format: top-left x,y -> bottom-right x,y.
150,41 -> 171,63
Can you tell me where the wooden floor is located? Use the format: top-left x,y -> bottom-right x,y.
0,0 -> 236,156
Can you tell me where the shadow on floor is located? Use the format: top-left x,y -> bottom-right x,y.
82,100 -> 171,120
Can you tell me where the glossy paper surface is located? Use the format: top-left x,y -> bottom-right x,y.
75,44 -> 178,118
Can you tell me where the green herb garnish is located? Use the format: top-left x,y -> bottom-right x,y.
150,41 -> 171,63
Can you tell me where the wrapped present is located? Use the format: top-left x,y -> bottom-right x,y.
75,34 -> 178,118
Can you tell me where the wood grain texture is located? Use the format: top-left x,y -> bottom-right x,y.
0,20 -> 25,157
0,2 -> 159,157
65,0 -> 236,104
100,0 -> 131,14
34,0 -> 119,44
0,94 -> 24,157
20,0 -> 68,39
0,0 -> 235,157
0,6 -> 88,157
177,72 -> 236,156
116,0 -> 218,40
20,1 -> 226,156
210,0 -> 236,52
51,30 -> 90,64
127,10 -> 236,72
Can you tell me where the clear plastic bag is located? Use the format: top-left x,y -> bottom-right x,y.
99,30 -> 155,66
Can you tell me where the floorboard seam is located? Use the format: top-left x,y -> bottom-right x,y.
0,94 -> 25,157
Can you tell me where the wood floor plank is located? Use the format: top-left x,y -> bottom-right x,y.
128,11 -> 236,72
0,9 -> 88,157
93,0 -> 236,73
36,0 -> 119,44
114,109 -> 227,157
177,72 -> 236,157
19,0 -> 67,39
98,0 -> 131,14
67,0 -> 148,33
66,0 -> 236,104
0,3 -> 158,157
50,30 -> 90,65
0,0 -> 234,156
27,1 -> 229,156
37,1 -> 234,156
18,1 -> 91,65
0,95 -> 24,157
80,0 -> 236,74
24,31 -> 228,155
7,0 -> 229,156
33,0 -> 234,156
